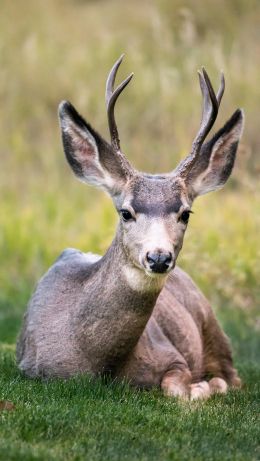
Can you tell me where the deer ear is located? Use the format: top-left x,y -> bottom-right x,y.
187,109 -> 244,197
58,101 -> 129,195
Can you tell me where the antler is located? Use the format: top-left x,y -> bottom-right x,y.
176,68 -> 225,176
106,55 -> 134,152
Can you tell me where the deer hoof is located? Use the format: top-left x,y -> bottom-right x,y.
163,383 -> 189,399
230,376 -> 242,388
190,381 -> 211,400
209,377 -> 228,394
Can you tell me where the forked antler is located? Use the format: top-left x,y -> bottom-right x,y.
176,68 -> 225,176
105,58 -> 224,176
106,55 -> 134,152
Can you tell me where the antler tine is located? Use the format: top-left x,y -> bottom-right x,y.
105,55 -> 134,152
176,68 -> 225,177
216,72 -> 225,106
191,67 -> 219,153
105,54 -> 124,108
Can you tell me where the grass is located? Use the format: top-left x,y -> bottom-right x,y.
0,349 -> 259,461
0,0 -> 259,459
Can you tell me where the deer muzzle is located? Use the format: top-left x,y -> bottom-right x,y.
146,251 -> 173,274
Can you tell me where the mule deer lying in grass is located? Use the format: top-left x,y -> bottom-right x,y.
17,56 -> 244,400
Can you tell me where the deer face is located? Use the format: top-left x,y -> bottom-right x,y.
117,175 -> 191,275
59,56 -> 244,279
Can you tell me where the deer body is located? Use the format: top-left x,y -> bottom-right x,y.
17,57 -> 244,399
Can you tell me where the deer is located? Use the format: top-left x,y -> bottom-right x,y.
17,56 -> 244,400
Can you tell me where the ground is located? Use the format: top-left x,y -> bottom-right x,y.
0,347 -> 259,461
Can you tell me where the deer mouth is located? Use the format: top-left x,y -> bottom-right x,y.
145,266 -> 174,277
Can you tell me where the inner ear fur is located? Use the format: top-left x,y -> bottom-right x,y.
59,101 -> 130,193
187,109 -> 244,197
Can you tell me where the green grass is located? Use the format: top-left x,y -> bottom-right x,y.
0,0 -> 260,459
1,349 -> 259,461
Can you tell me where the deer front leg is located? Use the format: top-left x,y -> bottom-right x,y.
118,317 -> 193,398
165,307 -> 241,400
203,311 -> 241,390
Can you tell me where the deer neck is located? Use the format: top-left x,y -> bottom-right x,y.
80,229 -> 168,372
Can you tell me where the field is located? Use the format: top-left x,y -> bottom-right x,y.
0,0 -> 259,460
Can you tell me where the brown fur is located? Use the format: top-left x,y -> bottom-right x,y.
16,69 -> 244,400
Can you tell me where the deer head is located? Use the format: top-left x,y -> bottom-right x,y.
59,55 -> 244,278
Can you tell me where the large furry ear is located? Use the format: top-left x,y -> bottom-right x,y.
186,109 -> 244,197
58,101 -> 132,196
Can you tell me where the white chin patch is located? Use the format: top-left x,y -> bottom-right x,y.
144,269 -> 167,278
122,265 -> 167,292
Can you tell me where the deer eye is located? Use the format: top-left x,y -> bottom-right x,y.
120,209 -> 134,222
180,210 -> 191,224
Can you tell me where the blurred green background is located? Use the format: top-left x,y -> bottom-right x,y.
0,0 -> 259,362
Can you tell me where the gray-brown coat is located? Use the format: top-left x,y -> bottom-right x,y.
17,57 -> 243,399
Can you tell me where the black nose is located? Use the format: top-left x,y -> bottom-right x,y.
146,252 -> 172,273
